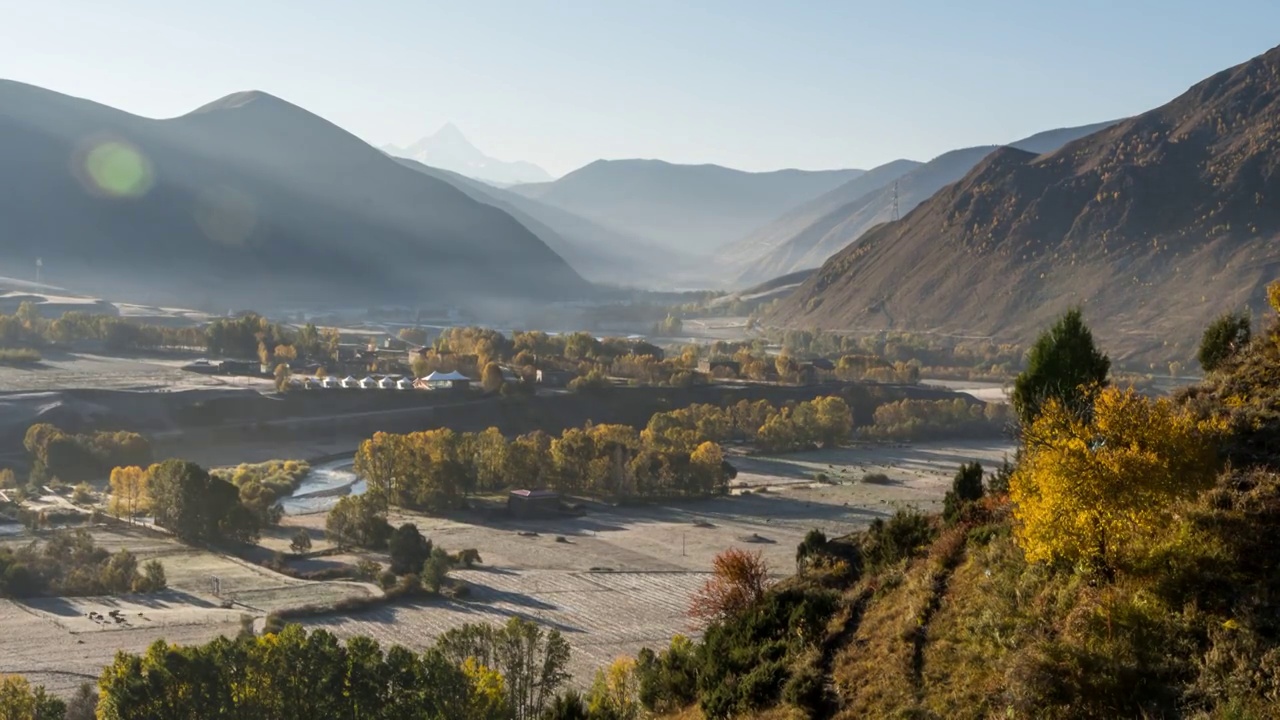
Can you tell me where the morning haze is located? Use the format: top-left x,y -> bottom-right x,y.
1,3 -> 1279,718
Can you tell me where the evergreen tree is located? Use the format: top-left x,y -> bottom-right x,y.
1197,310 -> 1251,372
1011,308 -> 1110,426
943,461 -> 984,523
389,523 -> 432,575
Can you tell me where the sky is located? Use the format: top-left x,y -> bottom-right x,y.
3,0 -> 1279,177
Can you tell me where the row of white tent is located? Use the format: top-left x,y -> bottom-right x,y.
292,370 -> 471,391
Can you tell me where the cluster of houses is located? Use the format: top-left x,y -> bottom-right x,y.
287,370 -> 472,392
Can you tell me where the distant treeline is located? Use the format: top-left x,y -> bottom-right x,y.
0,529 -> 165,598
23,423 -> 152,486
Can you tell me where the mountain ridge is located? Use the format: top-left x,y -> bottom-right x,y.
768,45 -> 1280,363
507,159 -> 864,256
0,81 -> 587,308
732,120 -> 1120,286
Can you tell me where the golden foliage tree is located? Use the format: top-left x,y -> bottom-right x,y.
688,548 -> 772,628
1011,385 -> 1225,572
109,465 -> 149,523
587,656 -> 642,720
481,361 -> 504,393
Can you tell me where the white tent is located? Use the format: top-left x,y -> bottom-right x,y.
376,377 -> 397,390
321,377 -> 341,389
395,378 -> 415,390
358,377 -> 379,389
340,376 -> 358,388
423,371 -> 470,382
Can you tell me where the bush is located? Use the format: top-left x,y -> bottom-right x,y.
0,347 -> 41,364
862,508 -> 936,572
781,660 -> 825,713
568,368 -> 611,394
389,523 -> 432,575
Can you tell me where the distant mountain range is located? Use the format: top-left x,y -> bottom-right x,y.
383,124 -> 553,186
0,82 -> 587,308
393,158 -> 700,288
507,160 -> 864,255
730,121 -> 1119,286
768,44 -> 1280,364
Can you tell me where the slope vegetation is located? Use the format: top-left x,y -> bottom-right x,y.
508,160 -> 863,255
734,122 -> 1117,286
770,45 -> 1280,363
0,82 -> 587,308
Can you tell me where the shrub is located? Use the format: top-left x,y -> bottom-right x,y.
862,508 -> 936,572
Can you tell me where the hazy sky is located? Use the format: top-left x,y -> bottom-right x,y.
4,0 -> 1278,177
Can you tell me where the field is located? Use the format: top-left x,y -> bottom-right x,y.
288,439 -> 1014,684
0,351 -> 270,393
0,439 -> 1013,694
0,526 -> 375,696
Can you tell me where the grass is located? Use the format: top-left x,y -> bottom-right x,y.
0,347 -> 41,365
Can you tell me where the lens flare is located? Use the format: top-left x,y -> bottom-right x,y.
80,140 -> 154,198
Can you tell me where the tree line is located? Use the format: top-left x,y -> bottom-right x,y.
0,529 -> 165,598
23,423 -> 151,486
81,618 -> 570,720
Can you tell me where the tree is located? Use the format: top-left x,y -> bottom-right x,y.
689,442 -> 728,496
1197,310 -> 1251,372
436,617 -> 570,720
795,528 -> 828,573
389,523 -> 432,575
109,465 -> 148,523
943,461 -> 984,523
481,362 -> 505,393
325,495 -> 391,550
290,529 -> 312,555
133,560 -> 167,593
688,548 -> 772,628
1011,386 -> 1225,574
274,363 -> 291,393
1011,308 -> 1110,426
399,327 -> 429,346
147,460 -> 256,544
64,682 -> 96,720
587,657 -> 641,720
273,344 -> 297,364
543,690 -> 589,720
808,396 -> 853,447
422,547 -> 452,592
0,674 -> 65,719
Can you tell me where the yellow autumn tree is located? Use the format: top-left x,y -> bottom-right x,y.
587,656 -> 642,720
1268,279 -> 1280,314
1010,385 -> 1225,573
109,465 -> 150,523
460,657 -> 510,720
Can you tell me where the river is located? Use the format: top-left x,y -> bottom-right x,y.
279,458 -> 364,515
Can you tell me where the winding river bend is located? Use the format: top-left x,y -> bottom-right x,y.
279,458 -> 364,515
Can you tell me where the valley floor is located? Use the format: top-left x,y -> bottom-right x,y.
0,439 -> 1013,695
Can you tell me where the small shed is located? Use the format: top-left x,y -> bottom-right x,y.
507,489 -> 561,518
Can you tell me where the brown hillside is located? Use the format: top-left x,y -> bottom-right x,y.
768,45 -> 1280,365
